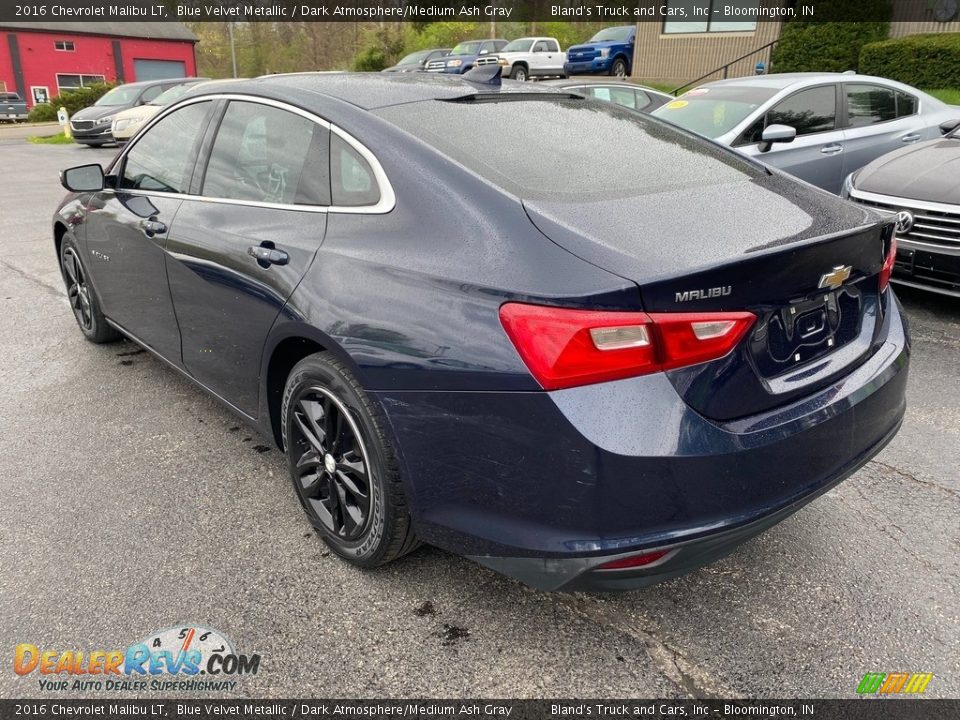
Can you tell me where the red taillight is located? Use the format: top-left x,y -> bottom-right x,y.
879,236 -> 897,292
597,550 -> 670,570
498,303 -> 756,390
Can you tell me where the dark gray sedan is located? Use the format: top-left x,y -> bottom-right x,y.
845,118 -> 960,297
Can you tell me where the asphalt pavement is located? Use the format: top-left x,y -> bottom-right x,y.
0,140 -> 957,699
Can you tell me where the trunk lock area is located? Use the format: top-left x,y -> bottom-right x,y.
750,288 -> 864,376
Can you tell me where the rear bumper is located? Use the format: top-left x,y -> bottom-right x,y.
375,294 -> 909,591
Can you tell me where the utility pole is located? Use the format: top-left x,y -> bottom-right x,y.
228,21 -> 238,78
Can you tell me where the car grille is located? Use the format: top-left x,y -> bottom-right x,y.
425,60 -> 446,72
476,56 -> 499,66
71,120 -> 94,131
851,195 -> 960,249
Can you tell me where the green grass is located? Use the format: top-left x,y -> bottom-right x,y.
634,79 -> 679,95
925,88 -> 960,105
28,132 -> 73,144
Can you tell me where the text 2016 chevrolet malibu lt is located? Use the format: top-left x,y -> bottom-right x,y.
54,73 -> 908,591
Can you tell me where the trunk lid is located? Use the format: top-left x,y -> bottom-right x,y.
524,176 -> 895,421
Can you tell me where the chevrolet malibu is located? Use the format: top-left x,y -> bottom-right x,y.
54,74 -> 908,591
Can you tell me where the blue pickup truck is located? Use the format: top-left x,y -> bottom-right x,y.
563,26 -> 635,78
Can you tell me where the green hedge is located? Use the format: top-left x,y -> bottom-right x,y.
27,83 -> 115,122
771,0 -> 891,73
860,33 -> 960,89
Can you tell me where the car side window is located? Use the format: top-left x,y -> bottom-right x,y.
846,84 -> 897,127
331,134 -> 380,207
896,90 -> 917,118
547,40 -> 560,52
202,101 -> 331,206
634,89 -> 652,111
140,85 -> 164,103
119,102 -> 210,193
534,41 -> 549,53
767,86 -> 837,136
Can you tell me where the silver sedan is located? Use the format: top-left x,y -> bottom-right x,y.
653,72 -> 960,194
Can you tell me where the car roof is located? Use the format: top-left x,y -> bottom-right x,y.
697,72 -> 926,91
187,72 -> 568,110
540,78 -> 672,98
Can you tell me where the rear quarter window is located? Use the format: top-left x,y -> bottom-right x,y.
377,98 -> 761,202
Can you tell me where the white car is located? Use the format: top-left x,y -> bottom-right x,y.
476,37 -> 566,81
111,78 -> 207,143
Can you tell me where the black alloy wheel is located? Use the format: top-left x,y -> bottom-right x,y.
290,386 -> 372,541
611,58 -> 628,78
282,352 -> 419,566
62,246 -> 93,332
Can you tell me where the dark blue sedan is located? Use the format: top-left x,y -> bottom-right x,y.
54,73 -> 908,591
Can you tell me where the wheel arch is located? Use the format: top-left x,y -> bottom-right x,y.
53,220 -> 69,260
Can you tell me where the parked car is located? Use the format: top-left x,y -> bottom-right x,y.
111,78 -> 209,143
654,73 -> 960,194
425,39 -> 507,74
564,25 -> 635,78
843,117 -> 960,297
540,78 -> 672,113
382,48 -> 451,73
476,37 -> 566,81
55,73 -> 907,591
69,78 -> 192,147
1,91 -> 28,122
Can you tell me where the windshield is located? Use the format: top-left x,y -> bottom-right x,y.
377,98 -> 759,203
653,86 -> 777,139
397,50 -> 431,66
590,27 -> 633,43
95,85 -> 141,107
502,38 -> 534,52
149,83 -> 194,106
450,41 -> 482,55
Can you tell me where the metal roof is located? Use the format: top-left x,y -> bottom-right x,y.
0,21 -> 197,42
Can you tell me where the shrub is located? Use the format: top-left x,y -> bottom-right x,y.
772,1 -> 891,73
27,82 -> 115,122
860,33 -> 960,89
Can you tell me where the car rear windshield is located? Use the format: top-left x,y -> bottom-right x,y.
376,97 -> 761,202
1,93 -> 22,102
397,50 -> 431,66
653,86 -> 778,139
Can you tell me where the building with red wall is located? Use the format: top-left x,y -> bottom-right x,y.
0,21 -> 197,108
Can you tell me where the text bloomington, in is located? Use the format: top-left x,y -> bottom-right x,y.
551,4 -> 806,19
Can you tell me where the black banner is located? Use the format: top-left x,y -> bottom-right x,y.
0,1 -> 948,24
1,700 -> 959,720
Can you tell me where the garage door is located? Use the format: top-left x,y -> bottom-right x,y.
133,59 -> 187,81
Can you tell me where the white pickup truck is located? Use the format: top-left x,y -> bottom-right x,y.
475,37 -> 567,81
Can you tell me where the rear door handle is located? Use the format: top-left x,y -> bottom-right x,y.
820,144 -> 843,155
247,245 -> 289,266
139,219 -> 167,237
901,133 -> 921,143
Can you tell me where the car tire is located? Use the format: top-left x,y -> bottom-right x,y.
282,352 -> 420,567
610,58 -> 628,78
511,65 -> 528,81
59,236 -> 121,344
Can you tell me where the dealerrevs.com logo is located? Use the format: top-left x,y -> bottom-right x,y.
14,625 -> 261,693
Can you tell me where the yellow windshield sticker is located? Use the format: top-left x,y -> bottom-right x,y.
666,100 -> 688,109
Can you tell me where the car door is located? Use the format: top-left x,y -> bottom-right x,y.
541,39 -> 564,74
164,98 -> 332,416
839,83 -> 927,180
83,100 -> 214,361
735,84 -> 846,193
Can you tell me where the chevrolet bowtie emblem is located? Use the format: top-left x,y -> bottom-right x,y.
818,265 -> 852,290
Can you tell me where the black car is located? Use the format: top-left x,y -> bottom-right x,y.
382,48 -> 451,73
55,73 -> 908,591
844,117 -> 960,297
70,78 -> 197,147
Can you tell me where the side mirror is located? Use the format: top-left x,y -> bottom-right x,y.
758,124 -> 797,152
939,118 -> 960,135
61,164 -> 105,192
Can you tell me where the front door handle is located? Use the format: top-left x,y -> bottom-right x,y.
901,133 -> 921,143
820,144 -> 843,155
247,245 -> 289,267
139,218 -> 167,237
